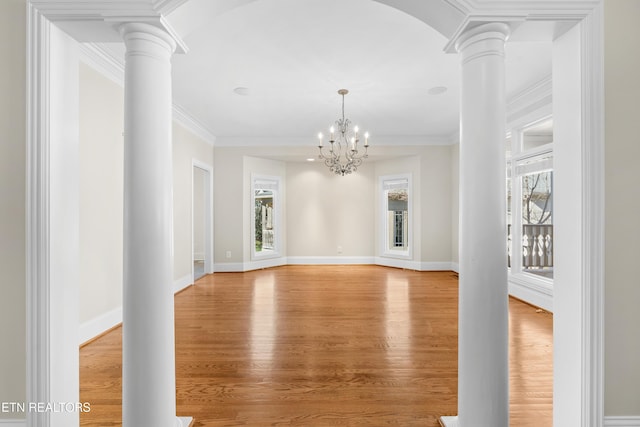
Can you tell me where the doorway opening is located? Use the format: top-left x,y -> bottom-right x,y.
192,162 -> 213,281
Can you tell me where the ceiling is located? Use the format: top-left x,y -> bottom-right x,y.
99,0 -> 554,149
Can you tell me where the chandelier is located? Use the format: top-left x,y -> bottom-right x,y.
316,89 -> 369,176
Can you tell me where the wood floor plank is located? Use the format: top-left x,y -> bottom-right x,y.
80,265 -> 552,426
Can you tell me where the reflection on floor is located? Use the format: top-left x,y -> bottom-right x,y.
194,260 -> 205,280
80,266 -> 553,427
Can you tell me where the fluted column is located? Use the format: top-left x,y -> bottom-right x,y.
120,22 -> 186,427
441,22 -> 511,427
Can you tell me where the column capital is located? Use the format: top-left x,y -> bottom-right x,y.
119,21 -> 178,60
445,20 -> 512,54
111,16 -> 188,54
454,22 -> 510,65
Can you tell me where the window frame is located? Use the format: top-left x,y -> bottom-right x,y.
251,174 -> 282,261
379,173 -> 412,260
507,116 -> 554,285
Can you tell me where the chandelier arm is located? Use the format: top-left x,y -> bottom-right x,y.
315,89 -> 369,176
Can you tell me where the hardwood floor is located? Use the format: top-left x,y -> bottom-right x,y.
80,265 -> 552,426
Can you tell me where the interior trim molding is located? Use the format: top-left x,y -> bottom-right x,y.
213,262 -> 245,273
78,307 -> 122,346
288,256 -> 376,266
581,3 -> 605,425
508,276 -> 553,312
174,274 -> 193,294
77,43 -> 217,146
26,4 -> 52,427
77,42 -> 123,86
507,75 -> 552,125
173,103 -> 217,146
604,417 -> 640,427
244,257 -> 288,272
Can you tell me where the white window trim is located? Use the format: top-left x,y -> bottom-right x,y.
507,116 -> 554,311
250,174 -> 282,261
379,173 -> 412,260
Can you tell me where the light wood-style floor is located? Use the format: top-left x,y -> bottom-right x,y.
80,265 -> 552,426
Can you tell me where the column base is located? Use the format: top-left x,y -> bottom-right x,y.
439,415 -> 459,427
177,416 -> 194,427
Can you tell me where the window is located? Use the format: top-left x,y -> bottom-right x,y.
251,175 -> 281,259
507,117 -> 554,281
380,175 -> 411,258
520,168 -> 553,278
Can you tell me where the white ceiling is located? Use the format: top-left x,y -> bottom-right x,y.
99,0 -> 554,146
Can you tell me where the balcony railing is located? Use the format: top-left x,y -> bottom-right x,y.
508,224 -> 554,269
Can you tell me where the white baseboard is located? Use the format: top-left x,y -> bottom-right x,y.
374,257 -> 455,272
439,416 -> 458,427
79,306 -> 122,345
604,416 -> 640,426
450,262 -> 459,273
214,257 -> 288,272
0,419 -> 26,426
375,256 -> 421,270
214,262 -> 245,272
420,261 -> 455,271
244,256 -> 287,271
174,273 -> 193,293
288,256 -> 375,265
79,276 -> 195,345
508,274 -> 553,312
214,258 -> 461,273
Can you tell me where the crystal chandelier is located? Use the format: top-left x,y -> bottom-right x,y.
316,89 -> 369,176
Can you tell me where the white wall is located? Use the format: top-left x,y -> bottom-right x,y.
450,143 -> 459,268
213,147 -> 246,266
604,0 -> 640,416
172,122 -> 214,282
287,161 -> 375,259
77,60 -> 213,341
213,145 -> 453,269
374,147 -> 453,268
78,62 -> 124,330
193,166 -> 207,260
0,0 -> 26,416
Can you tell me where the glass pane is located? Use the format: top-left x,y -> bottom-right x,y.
255,189 -> 274,254
521,171 -> 553,278
522,118 -> 553,151
387,188 -> 408,251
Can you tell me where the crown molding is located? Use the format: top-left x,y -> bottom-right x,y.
78,42 -> 124,86
78,43 -> 216,146
172,104 -> 217,146
214,135 -> 454,147
507,75 -> 552,125
152,0 -> 190,15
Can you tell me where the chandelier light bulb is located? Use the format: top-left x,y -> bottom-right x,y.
315,89 -> 370,176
